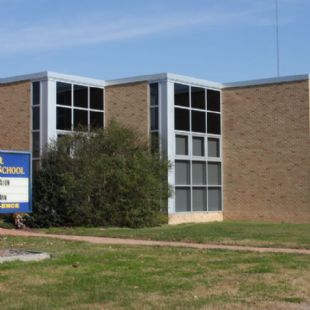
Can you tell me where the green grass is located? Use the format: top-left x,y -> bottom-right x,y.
0,235 -> 309,309
40,221 -> 310,249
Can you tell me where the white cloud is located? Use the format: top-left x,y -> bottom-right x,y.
0,6 -> 291,54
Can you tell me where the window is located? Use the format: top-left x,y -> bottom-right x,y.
176,135 -> 188,155
192,137 -> 204,156
192,162 -> 206,185
191,87 -> 205,109
175,84 -> 189,107
32,132 -> 40,158
175,161 -> 190,185
74,85 -> 88,108
57,82 -> 71,106
174,83 -> 222,213
175,188 -> 191,212
208,188 -> 222,211
74,109 -> 88,130
57,107 -> 72,130
207,112 -> 221,134
56,82 -> 104,134
175,108 -> 189,131
207,162 -> 221,185
32,82 -> 40,106
208,138 -> 220,157
207,90 -> 220,112
191,111 -> 206,133
193,188 -> 207,211
32,106 -> 40,130
90,87 -> 104,110
150,83 -> 159,107
149,83 -> 160,151
90,111 -> 104,130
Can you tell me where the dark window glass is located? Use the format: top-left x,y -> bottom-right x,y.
207,113 -> 221,134
32,106 -> 40,130
192,111 -> 206,133
57,107 -> 72,130
175,108 -> 189,131
90,111 -> 104,130
191,87 -> 205,109
74,109 -> 88,131
74,85 -> 88,108
150,107 -> 158,130
32,132 -> 40,158
32,82 -> 40,106
57,82 -> 71,106
90,87 -> 104,110
207,90 -> 220,111
174,84 -> 189,107
150,83 -> 159,107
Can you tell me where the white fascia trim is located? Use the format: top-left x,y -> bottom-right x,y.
166,73 -> 222,89
0,71 -> 106,87
106,72 -> 222,89
106,73 -> 169,86
223,74 -> 310,88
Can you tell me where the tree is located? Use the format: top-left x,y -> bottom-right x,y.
29,122 -> 170,228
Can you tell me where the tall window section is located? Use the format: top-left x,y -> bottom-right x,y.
56,82 -> 104,136
174,83 -> 222,212
150,83 -> 159,151
32,82 -> 41,173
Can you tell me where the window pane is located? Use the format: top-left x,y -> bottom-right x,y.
208,138 -> 220,157
192,111 -> 206,133
192,162 -> 206,185
32,132 -> 40,158
175,161 -> 190,185
150,107 -> 158,130
32,106 -> 40,130
57,107 -> 72,130
150,83 -> 159,107
193,188 -> 207,211
32,82 -> 40,106
176,135 -> 188,155
207,112 -> 221,134
74,85 -> 88,108
90,111 -> 104,130
208,188 -> 222,211
74,109 -> 88,131
191,87 -> 205,109
174,84 -> 189,107
192,137 -> 204,156
175,108 -> 189,131
90,87 -> 104,110
207,90 -> 220,112
207,162 -> 221,185
57,82 -> 71,106
151,132 -> 159,153
175,188 -> 191,212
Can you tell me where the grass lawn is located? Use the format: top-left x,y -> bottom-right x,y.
0,235 -> 309,309
40,221 -> 310,249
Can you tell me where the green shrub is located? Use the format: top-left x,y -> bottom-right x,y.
28,122 -> 171,228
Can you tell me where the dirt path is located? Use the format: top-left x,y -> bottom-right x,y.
1,227 -> 310,255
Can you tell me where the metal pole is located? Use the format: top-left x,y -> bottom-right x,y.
275,0 -> 280,77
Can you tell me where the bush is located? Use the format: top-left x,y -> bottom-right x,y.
28,122 -> 170,228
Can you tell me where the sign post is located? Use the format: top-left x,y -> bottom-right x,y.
0,150 -> 32,214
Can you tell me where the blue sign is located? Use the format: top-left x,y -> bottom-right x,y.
0,150 -> 32,213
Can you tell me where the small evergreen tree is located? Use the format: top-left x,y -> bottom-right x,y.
29,122 -> 170,228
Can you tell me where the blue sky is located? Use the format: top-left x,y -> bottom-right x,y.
0,0 -> 309,82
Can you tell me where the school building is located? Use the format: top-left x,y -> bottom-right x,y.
0,71 -> 309,224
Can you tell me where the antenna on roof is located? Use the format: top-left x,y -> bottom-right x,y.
275,0 -> 280,77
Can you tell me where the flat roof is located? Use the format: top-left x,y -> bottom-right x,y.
1,71 -> 309,89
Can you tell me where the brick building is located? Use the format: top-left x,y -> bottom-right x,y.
0,72 -> 309,224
